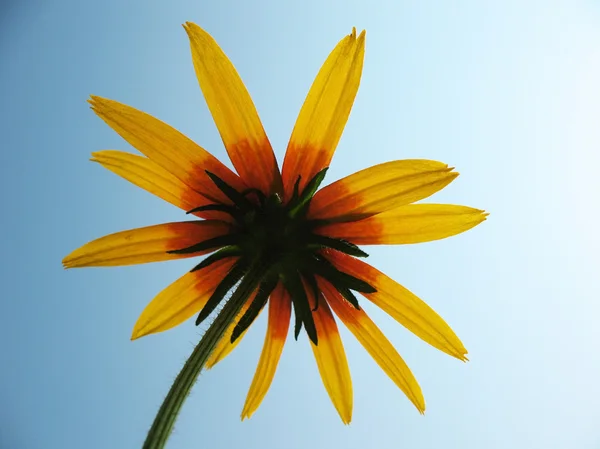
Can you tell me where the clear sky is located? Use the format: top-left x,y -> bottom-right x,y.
2,0 -> 600,448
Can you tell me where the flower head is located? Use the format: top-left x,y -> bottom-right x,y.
63,23 -> 486,423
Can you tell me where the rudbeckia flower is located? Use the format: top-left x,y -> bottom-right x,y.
63,23 -> 486,424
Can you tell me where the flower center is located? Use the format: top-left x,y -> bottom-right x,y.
238,196 -> 313,268
168,170 -> 376,345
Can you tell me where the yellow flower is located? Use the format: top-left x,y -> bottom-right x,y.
63,23 -> 486,424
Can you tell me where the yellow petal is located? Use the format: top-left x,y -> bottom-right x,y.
326,251 -> 468,361
205,289 -> 262,369
319,204 -> 487,245
282,27 -> 366,199
62,221 -> 231,268
322,279 -> 425,413
131,258 -> 237,339
89,96 -> 246,203
309,160 -> 458,221
91,151 -> 229,221
310,289 -> 353,424
184,22 -> 281,195
242,284 -> 291,419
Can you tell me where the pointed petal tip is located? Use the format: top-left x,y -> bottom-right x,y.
465,207 -> 489,220
89,151 -> 104,162
452,350 -> 469,362
130,323 -> 146,340
183,21 -> 207,39
453,347 -> 469,362
408,389 -> 425,416
131,324 -> 152,340
182,22 -> 198,34
350,27 -> 367,40
407,392 -> 426,415
448,171 -> 460,182
131,319 -> 152,340
88,95 -> 101,107
240,410 -> 253,421
474,210 -> 489,223
415,396 -> 426,415
87,96 -> 104,114
62,252 -> 77,269
460,347 -> 470,361
241,404 -> 260,421
205,350 -> 225,370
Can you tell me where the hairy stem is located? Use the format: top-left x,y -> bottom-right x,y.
142,263 -> 263,449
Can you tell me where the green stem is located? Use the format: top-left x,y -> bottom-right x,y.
143,263 -> 264,449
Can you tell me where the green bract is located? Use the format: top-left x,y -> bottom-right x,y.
169,169 -> 376,345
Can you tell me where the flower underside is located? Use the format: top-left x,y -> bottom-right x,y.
61,24 -> 489,438
169,168 -> 376,345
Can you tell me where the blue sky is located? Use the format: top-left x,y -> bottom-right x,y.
2,0 -> 600,448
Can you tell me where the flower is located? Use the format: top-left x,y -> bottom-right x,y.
63,23 -> 486,424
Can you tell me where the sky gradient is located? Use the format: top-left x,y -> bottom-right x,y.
2,1 -> 600,448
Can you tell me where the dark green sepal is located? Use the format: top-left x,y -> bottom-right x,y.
312,255 -> 376,294
289,175 -> 302,205
231,274 -> 278,343
195,258 -> 250,326
282,272 -> 318,345
306,218 -> 334,229
186,203 -> 243,222
289,167 -> 328,217
291,301 -> 303,341
309,234 -> 369,258
205,171 -> 254,211
299,167 -> 328,204
190,246 -> 243,272
304,273 -> 321,312
333,284 -> 361,310
167,234 -> 241,255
